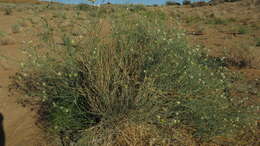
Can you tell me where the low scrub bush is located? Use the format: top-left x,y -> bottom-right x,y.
0,36 -> 14,46
221,46 -> 259,69
11,24 -> 21,33
256,37 -> 260,46
11,12 -> 258,145
76,3 -> 93,11
4,7 -> 12,15
166,1 -> 181,6
191,1 -> 209,7
183,0 -> 191,5
206,17 -> 232,25
236,25 -> 250,34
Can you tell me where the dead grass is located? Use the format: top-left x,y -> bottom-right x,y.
77,121 -> 197,146
222,44 -> 260,69
0,36 -> 15,45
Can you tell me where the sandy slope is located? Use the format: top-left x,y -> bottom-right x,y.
0,11 -> 46,146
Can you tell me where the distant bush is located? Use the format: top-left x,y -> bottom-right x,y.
4,7 -> 12,15
0,36 -> 14,46
209,0 -> 240,5
76,3 -> 93,11
166,1 -> 181,6
206,17 -> 233,25
127,4 -> 146,12
191,1 -> 209,7
221,44 -> 259,68
11,24 -> 21,33
183,0 -> 191,5
224,0 -> 241,2
256,38 -> 260,47
237,25 -> 249,34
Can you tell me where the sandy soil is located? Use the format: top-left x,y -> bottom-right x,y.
0,10 -> 46,146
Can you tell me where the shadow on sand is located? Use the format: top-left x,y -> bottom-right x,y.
0,113 -> 5,146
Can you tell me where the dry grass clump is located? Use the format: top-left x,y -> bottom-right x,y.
77,120 -> 196,146
0,36 -> 15,45
222,46 -> 260,69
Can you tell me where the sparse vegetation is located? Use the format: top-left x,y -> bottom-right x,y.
206,17 -> 233,25
183,0 -> 191,5
237,25 -> 250,34
256,37 -> 260,46
0,30 -> 6,37
221,43 -> 259,68
11,24 -> 21,33
0,37 -> 14,45
166,1 -> 181,6
191,1 -> 208,7
11,8 -> 258,145
185,15 -> 203,24
4,7 -> 12,15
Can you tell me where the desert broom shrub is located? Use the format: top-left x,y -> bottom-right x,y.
11,11 -> 258,145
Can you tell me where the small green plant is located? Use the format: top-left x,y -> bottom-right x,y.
53,11 -> 67,19
237,25 -> 249,34
126,4 -> 146,12
256,38 -> 260,47
0,31 -> 6,37
11,24 -> 21,33
206,17 -> 230,25
4,7 -> 12,15
76,3 -> 93,11
183,0 -> 191,5
166,1 -> 181,6
0,36 -> 14,46
185,15 -> 202,24
191,1 -> 208,7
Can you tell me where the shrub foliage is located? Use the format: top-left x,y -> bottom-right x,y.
11,9 -> 258,145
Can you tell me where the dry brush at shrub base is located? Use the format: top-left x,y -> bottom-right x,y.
10,7 -> 259,146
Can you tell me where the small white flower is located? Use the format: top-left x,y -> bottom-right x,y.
20,62 -> 25,67
173,119 -> 177,124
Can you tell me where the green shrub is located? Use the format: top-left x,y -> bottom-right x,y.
76,3 -> 93,11
166,1 -> 181,6
185,15 -> 202,24
191,1 -> 208,7
12,12 -> 258,145
183,0 -> 191,5
11,24 -> 22,33
126,4 -> 146,12
224,0 -> 241,2
237,25 -> 249,34
0,31 -> 6,37
4,7 -> 12,15
206,17 -> 230,25
256,38 -> 260,47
